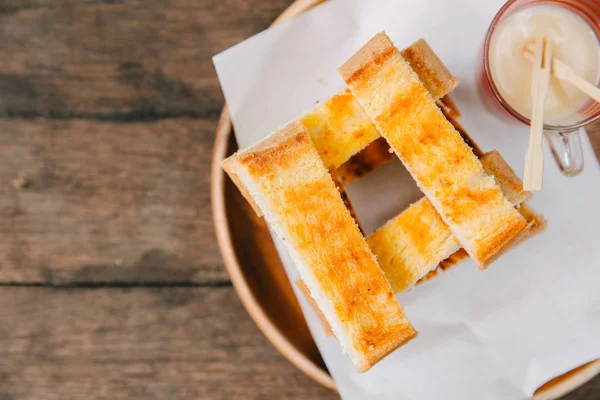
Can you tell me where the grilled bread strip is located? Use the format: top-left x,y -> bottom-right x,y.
420,249 -> 469,283
302,38 -> 458,170
222,122 -> 416,372
340,32 -> 529,267
367,151 -> 533,293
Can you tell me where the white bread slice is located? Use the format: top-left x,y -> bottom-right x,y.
302,38 -> 458,170
417,151 -> 538,281
340,32 -> 529,267
367,151 -> 533,292
222,121 -> 416,372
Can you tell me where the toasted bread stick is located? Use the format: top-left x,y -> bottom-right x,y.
340,32 -> 529,267
222,122 -> 416,372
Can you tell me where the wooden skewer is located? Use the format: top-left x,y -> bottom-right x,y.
525,42 -> 600,103
523,37 -> 552,192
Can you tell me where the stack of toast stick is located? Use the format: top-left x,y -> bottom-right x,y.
223,32 -> 546,372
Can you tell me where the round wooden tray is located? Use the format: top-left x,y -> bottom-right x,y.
211,0 -> 600,397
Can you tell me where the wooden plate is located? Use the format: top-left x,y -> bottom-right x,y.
211,0 -> 600,397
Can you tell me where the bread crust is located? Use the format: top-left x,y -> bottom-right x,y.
222,162 -> 263,217
340,32 -> 529,267
401,39 -> 459,100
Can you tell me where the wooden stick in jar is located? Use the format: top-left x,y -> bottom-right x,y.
525,42 -> 600,104
523,37 -> 552,192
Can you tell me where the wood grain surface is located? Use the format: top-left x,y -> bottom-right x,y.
0,0 -> 291,118
0,0 -> 292,283
0,287 -> 335,400
0,119 -> 223,284
0,0 -> 598,398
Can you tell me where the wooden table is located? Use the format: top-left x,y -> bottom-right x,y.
0,1 -> 598,399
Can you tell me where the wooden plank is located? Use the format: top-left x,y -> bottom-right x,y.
0,119 -> 223,283
0,286 -> 336,400
0,0 -> 292,117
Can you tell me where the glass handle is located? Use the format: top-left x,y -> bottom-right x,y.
544,129 -> 584,177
